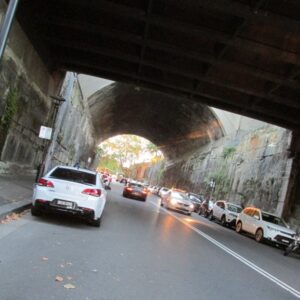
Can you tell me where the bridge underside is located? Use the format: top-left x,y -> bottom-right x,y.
16,0 -> 300,131
88,83 -> 223,160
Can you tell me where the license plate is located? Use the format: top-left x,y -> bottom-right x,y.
57,200 -> 73,208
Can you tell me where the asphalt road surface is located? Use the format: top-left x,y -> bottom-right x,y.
0,182 -> 299,300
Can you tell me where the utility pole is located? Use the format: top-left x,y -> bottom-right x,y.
0,0 -> 19,61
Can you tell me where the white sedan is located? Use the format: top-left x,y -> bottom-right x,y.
31,166 -> 107,227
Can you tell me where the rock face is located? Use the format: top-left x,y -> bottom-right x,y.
159,126 -> 292,215
0,2 -> 63,173
0,3 -> 96,174
44,73 -> 96,171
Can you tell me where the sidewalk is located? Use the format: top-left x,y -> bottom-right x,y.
0,174 -> 35,219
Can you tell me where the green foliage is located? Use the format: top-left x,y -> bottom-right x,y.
0,88 -> 19,132
223,147 -> 236,160
98,135 -> 163,172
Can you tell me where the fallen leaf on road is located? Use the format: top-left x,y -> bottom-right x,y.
60,264 -> 65,268
67,276 -> 73,280
66,262 -> 72,266
42,257 -> 49,261
92,269 -> 98,273
64,284 -> 75,289
55,276 -> 64,282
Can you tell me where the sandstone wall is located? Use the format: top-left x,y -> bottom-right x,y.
147,124 -> 294,219
46,74 -> 97,170
0,1 -> 63,173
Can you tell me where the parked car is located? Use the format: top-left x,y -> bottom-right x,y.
31,166 -> 107,227
199,199 -> 214,217
158,187 -> 170,198
187,193 -> 203,213
123,182 -> 148,201
209,200 -> 242,227
161,190 -> 194,215
236,207 -> 296,246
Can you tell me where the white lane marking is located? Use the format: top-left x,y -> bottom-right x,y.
150,201 -> 300,299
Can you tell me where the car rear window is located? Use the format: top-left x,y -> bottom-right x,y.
129,183 -> 143,188
50,168 -> 96,185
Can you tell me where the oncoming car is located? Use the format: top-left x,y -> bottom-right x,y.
236,207 -> 296,246
161,190 -> 194,215
31,166 -> 107,227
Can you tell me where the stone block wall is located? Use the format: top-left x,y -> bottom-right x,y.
0,1 -> 63,173
45,74 -> 97,171
147,124 -> 294,219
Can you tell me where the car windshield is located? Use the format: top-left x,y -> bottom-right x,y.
262,213 -> 287,227
172,192 -> 188,200
50,168 -> 96,185
227,204 -> 242,213
189,195 -> 201,202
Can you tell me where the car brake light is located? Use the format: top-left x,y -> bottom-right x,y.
142,189 -> 147,194
38,178 -> 54,188
126,187 -> 133,191
82,188 -> 101,197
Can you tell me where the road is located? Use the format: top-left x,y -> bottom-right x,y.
0,182 -> 299,300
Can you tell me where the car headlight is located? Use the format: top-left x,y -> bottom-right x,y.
229,213 -> 237,217
267,226 -> 280,232
190,204 -> 194,209
170,198 -> 178,205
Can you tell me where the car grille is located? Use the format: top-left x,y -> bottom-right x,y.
279,231 -> 294,237
274,235 -> 294,245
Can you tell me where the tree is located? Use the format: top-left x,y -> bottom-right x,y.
97,135 -> 163,173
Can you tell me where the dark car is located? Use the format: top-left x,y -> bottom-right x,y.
187,193 -> 203,213
123,182 -> 148,201
199,199 -> 214,218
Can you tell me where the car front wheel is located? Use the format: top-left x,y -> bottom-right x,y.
221,215 -> 227,226
236,221 -> 242,233
255,228 -> 264,243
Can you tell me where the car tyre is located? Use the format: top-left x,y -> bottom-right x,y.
221,215 -> 227,226
122,192 -> 127,198
187,212 -> 191,216
255,228 -> 264,243
236,221 -> 243,233
208,211 -> 214,221
31,205 -> 41,217
89,217 -> 101,227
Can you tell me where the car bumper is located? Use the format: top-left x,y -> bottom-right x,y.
124,191 -> 147,199
169,203 -> 194,213
268,234 -> 295,246
226,216 -> 237,226
33,200 -> 95,219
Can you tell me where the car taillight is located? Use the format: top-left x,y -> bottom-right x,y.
82,188 -> 101,197
142,189 -> 148,194
126,187 -> 133,191
38,178 -> 54,188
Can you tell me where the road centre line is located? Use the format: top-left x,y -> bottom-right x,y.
150,201 -> 300,299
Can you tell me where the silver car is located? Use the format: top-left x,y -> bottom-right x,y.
161,191 -> 194,215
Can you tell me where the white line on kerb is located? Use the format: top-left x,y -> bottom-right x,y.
150,202 -> 300,299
